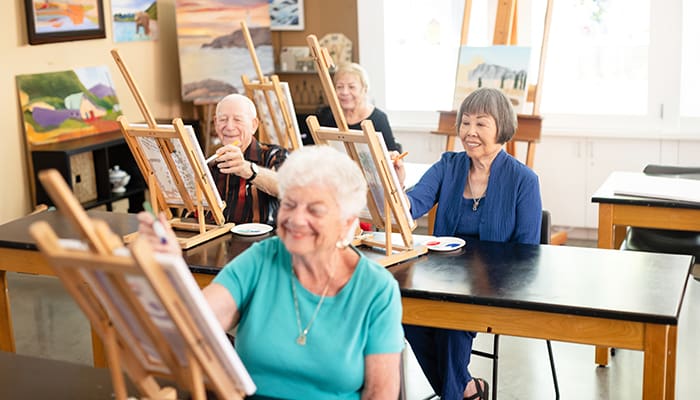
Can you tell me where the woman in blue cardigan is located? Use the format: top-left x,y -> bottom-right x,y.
395,88 -> 542,400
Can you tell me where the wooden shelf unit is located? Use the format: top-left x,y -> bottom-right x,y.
30,131 -> 146,213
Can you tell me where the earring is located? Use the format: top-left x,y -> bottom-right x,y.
335,239 -> 349,249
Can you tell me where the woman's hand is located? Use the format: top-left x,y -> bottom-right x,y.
136,211 -> 182,256
215,144 -> 253,179
389,151 -> 406,188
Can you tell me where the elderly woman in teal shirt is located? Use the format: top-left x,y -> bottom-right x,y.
394,88 -> 542,400
138,146 -> 404,399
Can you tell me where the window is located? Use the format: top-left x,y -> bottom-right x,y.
359,0 -> 698,135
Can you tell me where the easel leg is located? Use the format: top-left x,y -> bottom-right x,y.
92,326 -> 108,368
103,323 -> 128,400
0,271 -> 16,352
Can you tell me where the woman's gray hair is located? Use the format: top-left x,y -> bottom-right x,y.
457,88 -> 517,143
333,62 -> 371,93
277,145 -> 367,219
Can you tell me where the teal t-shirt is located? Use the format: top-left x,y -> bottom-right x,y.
213,237 -> 404,400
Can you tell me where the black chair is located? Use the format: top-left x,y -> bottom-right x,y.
621,165 -> 700,281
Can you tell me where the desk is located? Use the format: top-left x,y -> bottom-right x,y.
592,171 -> 700,366
0,350 -> 134,399
593,171 -> 700,250
0,211 -> 693,400
390,240 -> 692,400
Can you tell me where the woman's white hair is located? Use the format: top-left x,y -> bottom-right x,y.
277,145 -> 367,219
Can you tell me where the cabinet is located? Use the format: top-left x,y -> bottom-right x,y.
30,131 -> 145,213
536,136 -> 661,228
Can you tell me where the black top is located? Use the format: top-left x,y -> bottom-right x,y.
389,239 -> 692,325
315,106 -> 402,152
0,211 -> 692,326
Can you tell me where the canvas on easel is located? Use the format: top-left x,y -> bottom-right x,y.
239,21 -> 303,150
30,170 -> 255,400
305,34 -> 426,267
111,49 -> 234,249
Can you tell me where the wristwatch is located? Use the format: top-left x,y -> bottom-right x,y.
247,162 -> 259,182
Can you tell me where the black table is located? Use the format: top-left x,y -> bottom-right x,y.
0,210 -> 693,399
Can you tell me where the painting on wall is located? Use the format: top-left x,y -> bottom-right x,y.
270,0 -> 304,31
453,46 -> 532,112
174,0 -> 273,102
111,0 -> 158,43
24,0 -> 106,45
16,66 -> 123,146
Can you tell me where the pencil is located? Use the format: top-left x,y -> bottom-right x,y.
392,151 -> 409,162
143,201 -> 168,245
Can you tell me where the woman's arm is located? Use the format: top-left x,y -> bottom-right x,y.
361,352 -> 401,400
203,283 -> 240,331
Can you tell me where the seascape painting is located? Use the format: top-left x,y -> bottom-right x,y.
453,46 -> 531,112
174,0 -> 273,102
17,66 -> 122,145
112,0 -> 158,42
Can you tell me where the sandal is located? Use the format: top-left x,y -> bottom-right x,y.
464,378 -> 489,400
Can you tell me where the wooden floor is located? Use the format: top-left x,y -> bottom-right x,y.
6,240 -> 700,399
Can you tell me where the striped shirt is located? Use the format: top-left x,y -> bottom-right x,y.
209,137 -> 288,225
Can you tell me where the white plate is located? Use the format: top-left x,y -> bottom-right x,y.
231,223 -> 274,236
425,237 -> 466,252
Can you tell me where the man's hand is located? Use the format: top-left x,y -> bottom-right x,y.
215,144 -> 254,179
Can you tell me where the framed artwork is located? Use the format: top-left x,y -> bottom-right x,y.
111,0 -> 159,43
270,0 -> 304,31
16,65 -> 122,145
453,45 -> 531,112
174,0 -> 273,102
24,0 -> 106,45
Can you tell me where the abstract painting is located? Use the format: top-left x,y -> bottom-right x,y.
17,66 -> 123,145
24,0 -> 106,45
111,0 -> 158,42
453,46 -> 531,112
174,0 -> 273,102
270,0 -> 304,31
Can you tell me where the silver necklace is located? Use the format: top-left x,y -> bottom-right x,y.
468,173 -> 487,212
291,264 -> 337,346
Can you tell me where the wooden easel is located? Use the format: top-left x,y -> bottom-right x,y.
240,21 -> 302,150
432,0 -> 554,167
111,49 -> 234,249
31,170 -> 253,400
306,35 -> 427,267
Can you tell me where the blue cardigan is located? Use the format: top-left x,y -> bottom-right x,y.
407,150 -> 542,245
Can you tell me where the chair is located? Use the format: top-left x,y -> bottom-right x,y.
622,165 -> 700,281
403,210 -> 560,400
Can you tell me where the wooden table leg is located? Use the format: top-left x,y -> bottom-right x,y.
596,204 -> 615,366
642,323 -> 670,400
0,271 -> 16,352
665,325 -> 677,400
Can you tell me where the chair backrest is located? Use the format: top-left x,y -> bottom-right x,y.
540,210 -> 552,245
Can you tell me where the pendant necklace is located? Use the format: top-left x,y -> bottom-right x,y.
291,262 -> 337,346
468,172 -> 487,212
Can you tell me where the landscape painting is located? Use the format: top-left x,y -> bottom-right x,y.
111,0 -> 158,42
174,0 -> 273,102
453,46 -> 531,112
17,66 -> 122,145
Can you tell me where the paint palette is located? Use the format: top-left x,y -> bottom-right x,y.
425,237 -> 466,252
